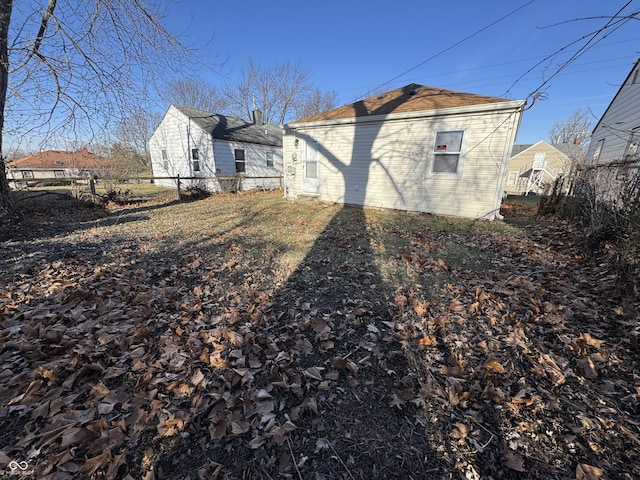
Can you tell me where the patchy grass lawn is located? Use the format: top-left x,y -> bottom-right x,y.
1,192 -> 638,479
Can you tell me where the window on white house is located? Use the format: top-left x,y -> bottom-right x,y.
266,151 -> 274,167
235,149 -> 246,173
22,170 -> 33,179
192,160 -> 200,172
54,170 -> 65,178
161,149 -> 168,170
624,129 -> 639,162
191,148 -> 199,160
592,139 -> 604,162
433,130 -> 464,174
507,171 -> 518,186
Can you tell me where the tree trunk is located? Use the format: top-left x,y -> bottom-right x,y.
0,0 -> 16,217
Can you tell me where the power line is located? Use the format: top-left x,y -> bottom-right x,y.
505,1 -> 639,100
353,0 -> 536,101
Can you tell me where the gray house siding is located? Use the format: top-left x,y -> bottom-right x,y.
587,59 -> 640,165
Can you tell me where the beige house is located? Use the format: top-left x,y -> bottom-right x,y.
282,84 -> 524,220
505,141 -> 580,196
6,149 -> 116,185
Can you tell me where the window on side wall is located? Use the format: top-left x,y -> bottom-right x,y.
192,160 -> 200,172
22,170 -> 33,179
161,149 -> 168,170
432,130 -> 464,174
592,139 -> 604,162
266,151 -> 274,167
191,148 -> 199,160
54,170 -> 65,178
623,129 -> 639,162
235,149 -> 246,173
507,171 -> 518,186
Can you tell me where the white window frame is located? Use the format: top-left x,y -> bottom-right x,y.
624,128 -> 639,162
592,139 -> 604,162
266,151 -> 274,167
431,130 -> 465,176
235,149 -> 246,173
506,171 -> 518,187
161,149 -> 168,170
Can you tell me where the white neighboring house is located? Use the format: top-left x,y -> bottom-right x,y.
282,84 -> 524,220
587,58 -> 640,169
150,105 -> 283,191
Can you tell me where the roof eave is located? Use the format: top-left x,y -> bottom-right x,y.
284,100 -> 525,130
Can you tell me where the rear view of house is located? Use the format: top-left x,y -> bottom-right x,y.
282,84 -> 524,219
150,105 -> 283,192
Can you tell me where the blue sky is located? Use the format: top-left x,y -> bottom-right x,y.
166,0 -> 639,144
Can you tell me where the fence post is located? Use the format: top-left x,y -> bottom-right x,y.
89,174 -> 96,203
176,174 -> 182,201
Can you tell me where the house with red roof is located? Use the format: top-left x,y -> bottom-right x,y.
282,84 -> 524,220
6,149 -> 116,185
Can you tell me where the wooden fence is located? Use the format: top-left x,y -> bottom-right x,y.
8,174 -> 284,202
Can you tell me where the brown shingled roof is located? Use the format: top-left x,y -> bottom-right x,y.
8,150 -> 115,170
293,83 -> 516,124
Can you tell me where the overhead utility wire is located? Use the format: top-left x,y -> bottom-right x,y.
506,1 -> 637,101
355,0 -> 535,101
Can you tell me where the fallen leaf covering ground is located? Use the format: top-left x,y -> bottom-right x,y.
1,191 -> 639,480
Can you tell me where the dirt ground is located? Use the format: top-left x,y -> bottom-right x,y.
0,193 -> 638,479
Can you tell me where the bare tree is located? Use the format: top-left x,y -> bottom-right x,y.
223,59 -> 334,125
161,77 -> 228,113
295,88 -> 338,120
549,108 -> 593,146
0,0 -> 200,216
115,107 -> 162,169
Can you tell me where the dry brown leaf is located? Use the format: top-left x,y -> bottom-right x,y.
576,356 -> 598,379
503,451 -> 525,472
538,353 -> 566,386
304,367 -> 324,381
484,357 -> 506,373
450,423 -> 469,444
331,357 -> 348,369
576,463 -> 605,480
80,449 -> 111,476
419,334 -> 437,346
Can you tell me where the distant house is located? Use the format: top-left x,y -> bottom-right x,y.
505,140 -> 582,196
586,58 -> 640,173
282,84 -> 524,220
6,149 -> 116,185
149,105 -> 283,191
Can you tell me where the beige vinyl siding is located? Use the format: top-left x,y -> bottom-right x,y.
504,141 -> 572,195
284,106 -> 521,219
